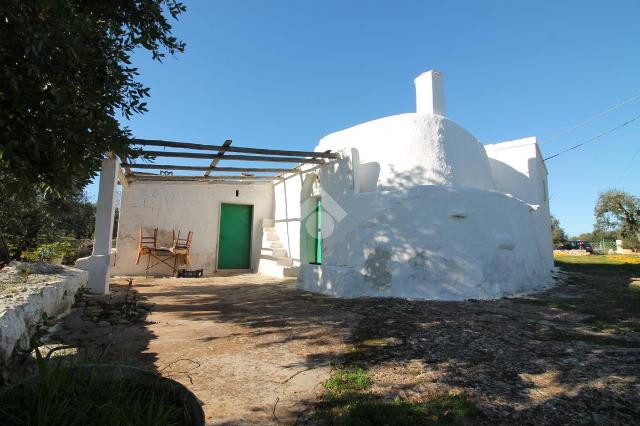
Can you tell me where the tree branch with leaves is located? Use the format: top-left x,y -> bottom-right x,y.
0,0 -> 186,195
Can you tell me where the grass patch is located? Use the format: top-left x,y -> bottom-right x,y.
408,368 -> 423,377
318,391 -> 477,425
317,364 -> 477,425
324,365 -> 371,393
0,354 -> 195,426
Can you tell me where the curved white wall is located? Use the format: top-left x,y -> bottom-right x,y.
297,158 -> 552,300
316,113 -> 496,191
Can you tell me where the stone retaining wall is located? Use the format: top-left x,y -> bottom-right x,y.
0,264 -> 88,365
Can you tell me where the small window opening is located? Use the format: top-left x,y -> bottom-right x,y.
235,190 -> 239,197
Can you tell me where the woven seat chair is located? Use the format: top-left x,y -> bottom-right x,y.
170,230 -> 193,271
136,227 -> 158,265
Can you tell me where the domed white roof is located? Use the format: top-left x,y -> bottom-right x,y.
316,71 -> 496,191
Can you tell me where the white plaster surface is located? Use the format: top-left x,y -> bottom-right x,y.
0,265 -> 87,364
112,181 -> 274,276
415,70 -> 445,116
316,113 -> 496,192
485,137 -> 553,272
75,254 -> 110,294
298,183 -> 552,300
75,157 -> 118,294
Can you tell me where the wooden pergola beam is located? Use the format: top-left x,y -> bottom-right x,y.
134,138 -> 338,159
142,150 -> 324,164
116,161 -> 129,188
122,163 -> 295,173
130,175 -> 281,182
204,139 -> 231,177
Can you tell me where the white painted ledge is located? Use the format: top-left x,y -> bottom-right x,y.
0,266 -> 88,364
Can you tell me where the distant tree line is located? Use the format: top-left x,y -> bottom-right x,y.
0,181 -> 96,260
553,189 -> 640,251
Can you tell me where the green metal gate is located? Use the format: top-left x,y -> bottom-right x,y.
217,203 -> 253,269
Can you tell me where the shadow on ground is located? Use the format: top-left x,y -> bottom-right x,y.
45,261 -> 640,424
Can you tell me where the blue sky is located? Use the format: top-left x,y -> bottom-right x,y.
88,0 -> 640,237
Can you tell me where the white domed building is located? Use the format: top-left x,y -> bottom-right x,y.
84,70 -> 553,301
272,70 -> 553,300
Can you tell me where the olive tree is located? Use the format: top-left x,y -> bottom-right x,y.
551,215 -> 568,247
595,189 -> 640,251
0,183 -> 96,259
0,0 -> 186,194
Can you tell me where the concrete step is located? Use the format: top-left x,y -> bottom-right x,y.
276,257 -> 293,266
270,241 -> 284,249
265,233 -> 280,242
272,248 -> 288,257
262,218 -> 275,228
283,266 -> 300,277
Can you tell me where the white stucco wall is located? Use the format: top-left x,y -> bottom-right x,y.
296,156 -> 552,300
485,137 -> 553,270
112,181 -> 274,276
272,173 -> 305,265
0,265 -> 87,364
316,113 -> 496,192
485,137 -> 547,205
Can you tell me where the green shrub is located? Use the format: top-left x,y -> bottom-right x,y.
21,241 -> 75,263
0,352 -> 193,426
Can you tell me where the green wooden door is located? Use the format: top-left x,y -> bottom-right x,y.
315,199 -> 322,264
304,198 -> 322,264
218,204 -> 253,269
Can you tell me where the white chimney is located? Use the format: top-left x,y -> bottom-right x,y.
414,70 -> 445,116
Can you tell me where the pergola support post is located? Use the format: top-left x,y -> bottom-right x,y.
75,156 -> 118,294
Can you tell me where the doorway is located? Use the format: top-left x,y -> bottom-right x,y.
303,197 -> 322,265
217,203 -> 253,269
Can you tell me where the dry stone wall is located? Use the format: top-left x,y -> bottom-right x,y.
0,262 -> 88,366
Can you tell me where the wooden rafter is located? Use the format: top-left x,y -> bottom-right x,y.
120,137 -> 337,181
134,138 -> 338,159
121,163 -> 295,173
131,175 -> 281,182
204,139 -> 231,177
141,150 -> 325,164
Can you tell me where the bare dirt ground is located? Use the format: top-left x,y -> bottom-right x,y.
49,260 -> 640,425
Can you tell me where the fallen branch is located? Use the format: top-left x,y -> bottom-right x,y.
272,396 -> 280,423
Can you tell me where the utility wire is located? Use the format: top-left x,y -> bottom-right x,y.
613,142 -> 640,187
541,93 -> 640,144
543,114 -> 640,161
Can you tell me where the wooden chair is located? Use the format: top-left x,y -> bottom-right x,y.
136,227 -> 158,265
137,228 -> 194,277
170,230 -> 193,272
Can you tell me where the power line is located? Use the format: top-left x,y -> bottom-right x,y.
541,93 -> 640,144
613,142 -> 640,187
543,114 -> 640,161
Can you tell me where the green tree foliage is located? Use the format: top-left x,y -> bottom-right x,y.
0,183 -> 96,259
595,189 -> 640,251
0,0 -> 186,194
573,228 -> 618,243
551,215 -> 568,247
